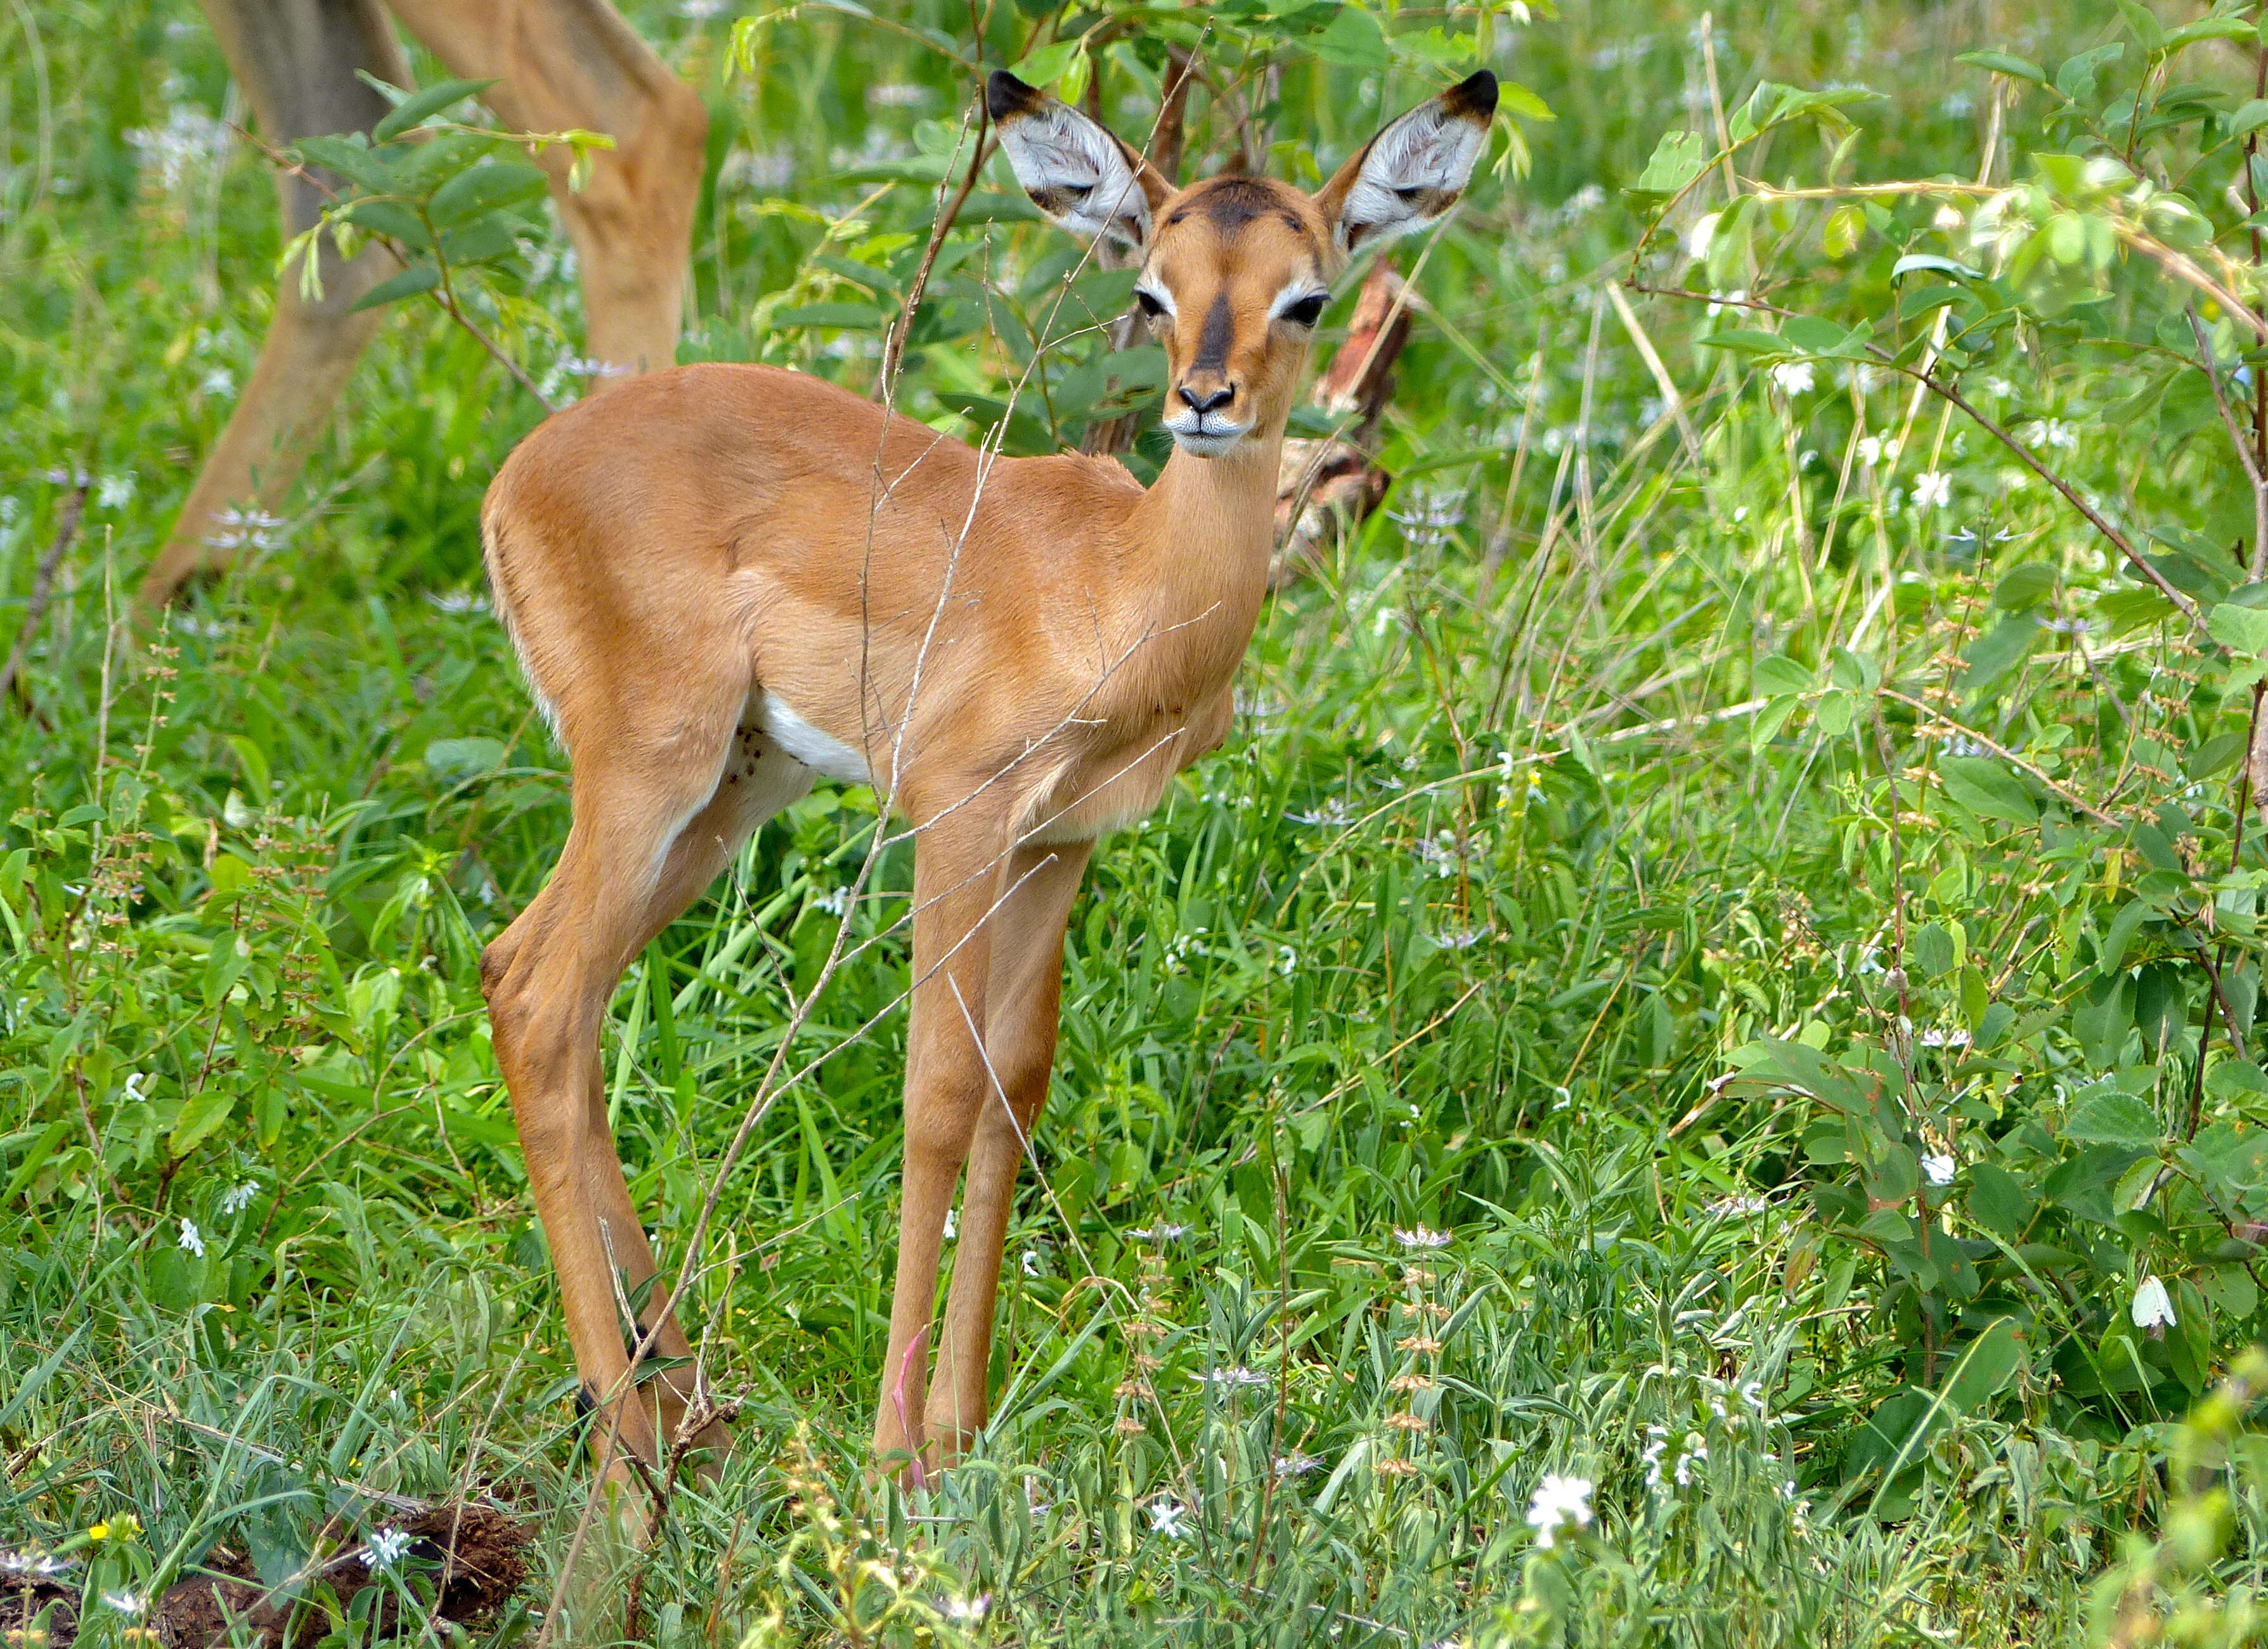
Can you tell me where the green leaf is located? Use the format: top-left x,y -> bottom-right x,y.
2056,42 -> 2125,105
1780,314 -> 1853,353
427,158 -> 548,228
1992,563 -> 2060,611
372,76 -> 497,143
1941,1318 -> 2026,1413
1697,327 -> 1788,355
292,134 -> 396,194
2098,897 -> 2151,978
2209,600 -> 2268,656
1308,6 -> 1390,70
1958,614 -> 2040,696
772,302 -> 891,332
1891,252 -> 1988,281
2115,0 -> 2165,54
2066,1090 -> 2163,1151
1629,129 -> 1710,200
1939,756 -> 2038,825
1753,654 -> 1813,696
1967,1163 -> 2037,1240
170,1089 -> 235,1156
339,197 -> 432,250
424,736 -> 507,781
347,264 -> 441,313
1956,49 -> 2047,86
1011,36 -> 1085,88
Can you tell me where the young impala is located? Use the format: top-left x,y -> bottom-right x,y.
478,67 -> 1498,1494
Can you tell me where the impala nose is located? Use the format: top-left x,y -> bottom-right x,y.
1178,384 -> 1236,416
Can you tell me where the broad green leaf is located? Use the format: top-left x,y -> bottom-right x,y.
2065,1090 -> 2163,1151
347,264 -> 441,313
1780,314 -> 1853,353
1011,36 -> 1084,88
170,1089 -> 235,1156
1308,6 -> 1390,70
1956,49 -> 2047,86
292,134 -> 396,194
1959,614 -> 2040,696
428,159 -> 548,228
1629,129 -> 1710,199
1939,756 -> 2038,825
1967,1163 -> 2036,1240
2098,897 -> 2151,978
372,76 -> 497,143
1753,654 -> 1813,696
1940,1318 -> 2026,1413
2208,600 -> 2268,656
1697,327 -> 1787,354
1822,203 -> 1864,257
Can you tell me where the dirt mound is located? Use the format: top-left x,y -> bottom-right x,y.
1,1505 -> 532,1648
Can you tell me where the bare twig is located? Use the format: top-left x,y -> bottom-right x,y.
0,472 -> 89,710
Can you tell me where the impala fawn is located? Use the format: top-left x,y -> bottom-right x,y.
478,67 -> 1498,1500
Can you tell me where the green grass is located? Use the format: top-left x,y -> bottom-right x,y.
15,0 -> 2268,1644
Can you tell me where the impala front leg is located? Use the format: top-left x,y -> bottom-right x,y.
874,808 -> 1014,1478
925,839 -> 1092,1460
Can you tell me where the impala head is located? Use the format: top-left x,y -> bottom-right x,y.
988,68 -> 1498,459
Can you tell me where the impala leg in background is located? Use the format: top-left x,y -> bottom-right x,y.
389,0 -> 708,378
141,0 -> 410,609
924,839 -> 1092,1460
873,807 -> 1017,1476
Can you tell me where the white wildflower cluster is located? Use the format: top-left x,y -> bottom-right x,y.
126,105 -> 231,191
1288,798 -> 1356,827
1413,831 -> 1465,881
1274,1450 -> 1323,1477
2023,418 -> 2078,452
1921,1152 -> 1956,1187
1387,491 -> 1466,552
200,507 -> 283,553
1769,360 -> 1817,398
424,590 -> 490,615
366,1527 -> 414,1570
1194,1365 -> 1270,1390
1857,434 -> 1901,468
1912,471 -> 1953,510
1704,1193 -> 1770,1218
1394,1225 -> 1452,1250
811,885 -> 851,917
1556,183 -> 1606,224
178,1219 -> 206,1258
1127,1222 -> 1189,1243
1525,1473 -> 1594,1548
95,474 -> 136,512
1642,1426 -> 1709,1490
218,1180 -> 260,1215
1146,1497 -> 1190,1539
0,1548 -> 74,1581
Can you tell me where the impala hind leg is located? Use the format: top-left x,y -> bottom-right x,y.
387,0 -> 708,377
924,841 -> 1092,1462
481,722 -> 799,1506
141,0 -> 411,609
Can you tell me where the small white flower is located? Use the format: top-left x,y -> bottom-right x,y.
1129,1222 -> 1189,1243
1525,1473 -> 1595,1548
122,1073 -> 148,1102
1933,203 -> 1967,231
178,1219 -> 205,1258
1196,1365 -> 1270,1390
1705,286 -> 1748,318
95,474 -> 136,511
1921,1153 -> 1955,1187
1688,211 -> 1720,259
812,885 -> 850,917
1393,1225 -> 1452,1250
1705,1193 -> 1770,1217
1021,1250 -> 1042,1277
1857,433 -> 1896,467
1769,360 -> 1816,397
101,1590 -> 143,1616
1917,1026 -> 1971,1049
1912,470 -> 1952,510
1278,944 -> 1299,976
1275,1451 -> 1323,1476
1673,1433 -> 1708,1487
366,1527 -> 413,1570
219,1180 -> 259,1215
1146,1497 -> 1190,1539
943,1593 -> 991,1622
942,1209 -> 956,1241
1509,0 -> 1531,20
199,366 -> 235,399
2132,1275 -> 2177,1329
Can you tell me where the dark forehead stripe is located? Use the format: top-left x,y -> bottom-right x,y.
1167,176 -> 1321,249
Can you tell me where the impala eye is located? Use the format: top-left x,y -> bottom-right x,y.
1135,288 -> 1167,320
1281,292 -> 1328,328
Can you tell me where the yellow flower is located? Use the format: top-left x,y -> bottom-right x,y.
89,1522 -> 109,1541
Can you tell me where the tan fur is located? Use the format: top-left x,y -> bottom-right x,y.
478,70 -> 1496,1488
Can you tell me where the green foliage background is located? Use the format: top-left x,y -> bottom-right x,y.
18,0 -> 2268,1643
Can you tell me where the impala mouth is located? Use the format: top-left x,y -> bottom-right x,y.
1162,412 -> 1252,457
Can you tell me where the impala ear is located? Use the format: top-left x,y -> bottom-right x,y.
1314,70 -> 1498,257
987,70 -> 1172,250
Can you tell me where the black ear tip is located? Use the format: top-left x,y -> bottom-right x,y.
1444,69 -> 1498,119
987,70 -> 1043,121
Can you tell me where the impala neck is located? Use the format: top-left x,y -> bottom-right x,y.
1118,422 -> 1285,687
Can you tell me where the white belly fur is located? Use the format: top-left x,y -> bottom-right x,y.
759,692 -> 872,784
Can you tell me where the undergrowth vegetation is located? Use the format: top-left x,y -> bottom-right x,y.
20,0 -> 2268,1643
